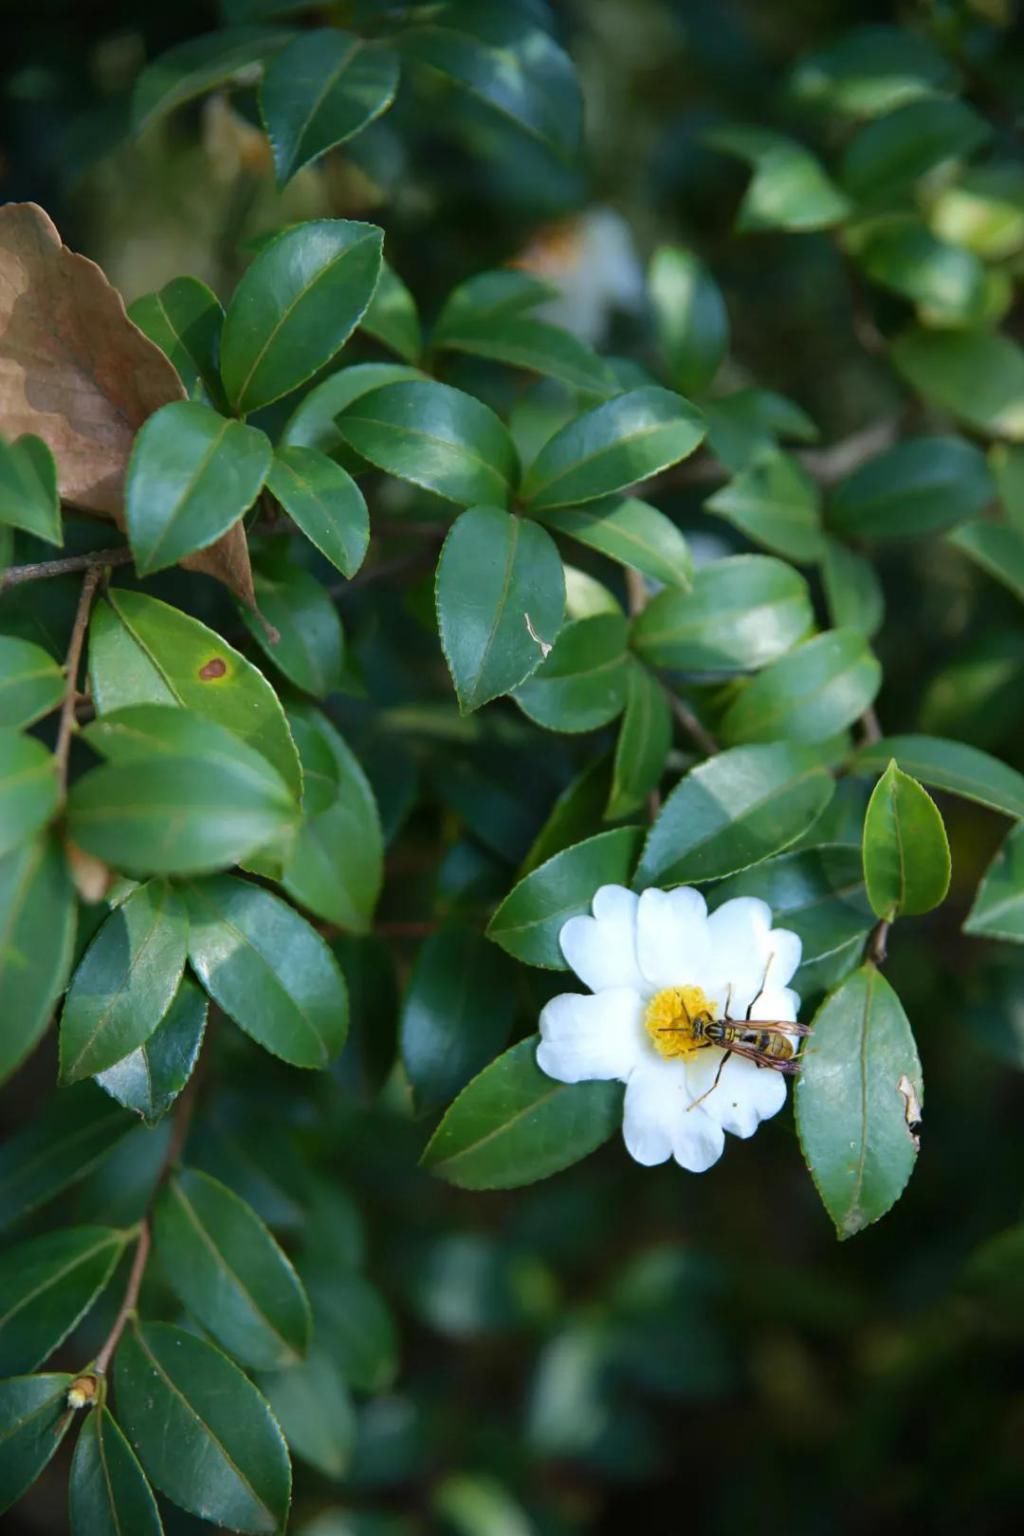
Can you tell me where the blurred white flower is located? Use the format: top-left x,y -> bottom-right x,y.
515,207 -> 645,343
537,885 -> 803,1172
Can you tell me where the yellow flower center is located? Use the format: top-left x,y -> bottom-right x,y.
644,985 -> 719,1060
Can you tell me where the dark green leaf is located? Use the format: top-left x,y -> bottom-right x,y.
648,245 -> 728,396
260,1350 -> 354,1480
186,874 -> 348,1068
131,27 -> 294,132
401,927 -> 517,1110
240,557 -> 345,698
69,1407 -> 163,1536
268,446 -> 369,578
534,496 -> 693,590
842,97 -> 989,205
857,220 -> 987,326
360,261 -> 422,364
0,635 -> 63,729
220,219 -> 384,413
0,1225 -> 125,1375
855,734 -> 1024,819
307,1270 -> 398,1393
512,613 -> 629,734
436,505 -> 565,711
115,1319 -> 291,1534
862,760 -> 951,920
0,434 -> 61,545
963,821 -> 1024,943
720,629 -> 881,745
260,29 -> 399,184
827,436 -> 994,540
434,271 -> 556,337
704,387 -> 819,475
436,313 -> 613,395
520,755 -> 613,877
280,362 -> 422,461
789,24 -> 958,118
707,124 -> 851,231
0,730 -> 57,860
0,1085 -> 133,1231
95,973 -> 208,1123
947,520 -> 1024,604
821,539 -> 884,637
992,442 -> 1024,530
706,450 -> 824,563
795,965 -> 922,1238
0,1374 -> 73,1514
0,833 -> 76,1084
128,276 -> 227,408
487,827 -> 641,968
891,328 -> 1024,442
421,1037 -> 623,1190
607,663 -> 672,819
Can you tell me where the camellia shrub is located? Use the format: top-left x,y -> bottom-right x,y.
1,3 -> 1023,1533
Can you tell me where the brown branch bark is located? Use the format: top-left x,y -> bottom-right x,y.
0,546 -> 132,593
54,565 -> 104,797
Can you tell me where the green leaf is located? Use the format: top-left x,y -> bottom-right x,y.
220,219 -> 384,413
521,387 -> 705,511
131,27 -> 294,132
280,362 -> 423,461
0,730 -> 57,860
789,24 -> 958,118
260,1350 -> 354,1481
648,245 -> 728,396
260,29 -> 399,184
125,401 -> 271,575
306,1270 -> 397,1393
67,706 -> 298,878
631,555 -> 814,674
60,879 -> 188,1083
401,928 -> 517,1111
435,313 -> 613,395
0,1375 -> 73,1514
434,270 -> 556,336
0,434 -> 61,546
115,1319 -> 291,1534
707,124 -> 851,231
930,162 -> 1024,261
0,1225 -> 126,1375
821,539 -> 884,637
69,1407 -> 163,1536
421,1037 -> 623,1190
281,706 -> 383,933
0,635 -> 63,729
963,821 -> 1024,942
704,387 -> 819,474
0,1084 -> 133,1232
337,379 -> 519,508
0,833 -> 76,1084
828,436 -> 994,540
95,973 -> 208,1123
720,629 -> 881,746
89,589 -> 302,799
842,97 -> 990,206
520,755 -> 614,877
511,613 -> 629,733
436,505 -> 565,712
185,874 -> 348,1068
128,276 -> 227,408
637,743 -> 835,888
891,328 -> 1024,442
947,519 -> 1024,604
706,450 -> 824,563
239,556 -> 345,698
795,965 -> 922,1238
855,734 -> 1024,819
487,827 -> 641,968
862,760 -> 951,921
856,220 -> 987,326
361,261 -> 422,364
534,496 -> 693,590
400,2 -> 582,161
154,1166 -> 311,1371
606,663 -> 672,819
267,447 -> 369,578
991,443 -> 1024,531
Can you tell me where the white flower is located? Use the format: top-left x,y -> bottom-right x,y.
537,886 -> 804,1173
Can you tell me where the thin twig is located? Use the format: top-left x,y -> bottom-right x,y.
858,705 -> 883,748
866,918 -> 891,967
665,687 -> 719,758
0,546 -> 132,593
54,566 -> 103,797
94,1223 -> 150,1376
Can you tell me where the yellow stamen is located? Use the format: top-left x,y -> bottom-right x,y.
644,985 -> 718,1060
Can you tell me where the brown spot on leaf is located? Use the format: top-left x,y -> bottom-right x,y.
897,1073 -> 923,1149
198,657 -> 228,681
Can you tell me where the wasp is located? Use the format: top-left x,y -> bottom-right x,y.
660,968 -> 812,1111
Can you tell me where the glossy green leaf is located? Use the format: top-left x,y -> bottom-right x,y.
963,821 -> 1024,943
648,245 -> 728,396
128,276 -> 226,407
154,1166 -> 311,1370
0,636 -> 63,729
855,734 -> 1024,819
891,329 -> 1024,442
795,965 -> 922,1238
947,520 -> 1024,604
607,663 -> 672,819
631,555 -> 814,674
842,97 -> 989,205
512,613 -> 629,733
421,1037 -> 623,1190
0,833 -> 76,1084
436,313 -> 613,395
282,705 -> 383,933
240,557 -> 345,698
280,362 -> 422,461
115,1319 -> 291,1534
821,539 -> 884,637
521,387 -> 705,510
67,706 -> 298,878
337,379 -> 519,507
862,760 -> 951,920
361,261 -> 422,364
535,496 -> 693,590
707,124 -> 851,231
721,629 -> 881,745
0,1225 -> 125,1375
856,220 -> 987,326
306,1270 -> 398,1394
0,1374 -> 73,1514
131,27 -> 293,132
434,270 -> 555,337
930,163 -> 1024,261
221,219 -> 384,413
828,436 -> 994,540
704,387 -> 819,474
69,1407 -> 163,1536
487,827 -> 641,968
0,730 -> 57,860
186,874 -> 348,1068
637,743 -> 835,888
436,505 -> 565,712
0,434 -> 61,545
261,1350 -> 354,1481
268,447 -> 369,578
401,927 -> 517,1111
60,879 -> 188,1083
789,24 -> 958,118
706,450 -> 824,563
0,1084 -> 133,1232
89,589 -> 302,798
95,973 -> 208,1124
260,29 -> 399,184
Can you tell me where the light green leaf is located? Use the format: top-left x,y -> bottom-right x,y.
991,443 -> 1024,531
95,973 -> 207,1124
260,1350 -> 354,1481
267,446 -> 369,578
0,1225 -> 126,1375
0,1375 -> 73,1514
821,539 -> 884,637
706,450 -> 824,563
789,24 -> 958,118
128,276 -> 227,407
0,730 -> 58,860
240,556 -> 345,698
855,734 -> 1024,819
963,821 -> 1024,943
69,1407 -> 163,1536
401,927 -> 517,1110
607,663 -> 672,819
947,519 -> 1024,604
842,97 -> 990,205
930,162 -> 1024,261
511,613 -> 629,733
0,1084 -> 133,1232
720,629 -> 881,746
707,124 -> 851,231
0,636 -> 63,729
361,261 -> 422,364
862,759 -> 951,920
0,434 -> 61,546
260,29 -> 399,184
828,435 -> 994,540
0,833 -> 76,1084
648,245 -> 728,396
891,328 -> 1024,442
131,27 -> 293,132
487,827 -> 641,968
534,496 -> 693,590
856,219 -> 987,326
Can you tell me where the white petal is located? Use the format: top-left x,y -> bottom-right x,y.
559,885 -> 646,995
537,988 -> 646,1084
621,1057 -> 726,1172
686,1049 -> 787,1138
635,887 -> 711,992
705,897 -> 773,1009
765,928 -> 802,991
748,985 -> 800,1023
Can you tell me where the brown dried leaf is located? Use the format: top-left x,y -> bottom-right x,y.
0,202 -> 256,608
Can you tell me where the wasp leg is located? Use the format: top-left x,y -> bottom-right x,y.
686,1049 -> 730,1112
745,954 -> 775,1022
